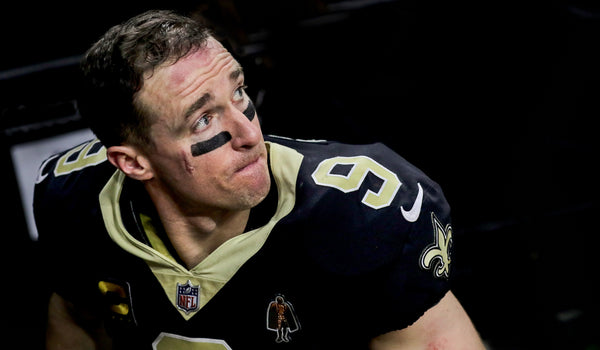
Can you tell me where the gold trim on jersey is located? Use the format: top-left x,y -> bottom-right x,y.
139,213 -> 178,264
99,142 -> 303,320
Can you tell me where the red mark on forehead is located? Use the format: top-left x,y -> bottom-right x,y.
167,39 -> 230,90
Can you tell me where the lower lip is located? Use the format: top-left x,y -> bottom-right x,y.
236,157 -> 261,174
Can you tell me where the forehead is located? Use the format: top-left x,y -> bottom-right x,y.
168,38 -> 229,85
145,37 -> 238,97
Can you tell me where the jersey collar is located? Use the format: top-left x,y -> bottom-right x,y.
98,141 -> 303,319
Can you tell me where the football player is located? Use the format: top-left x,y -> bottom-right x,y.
34,9 -> 485,349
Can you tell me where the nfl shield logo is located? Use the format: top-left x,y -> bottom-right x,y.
176,280 -> 200,314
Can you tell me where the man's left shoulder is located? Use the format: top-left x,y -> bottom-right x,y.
267,135 -> 447,216
268,136 -> 452,275
266,135 -> 425,183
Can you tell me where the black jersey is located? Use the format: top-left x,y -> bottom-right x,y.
34,135 -> 454,349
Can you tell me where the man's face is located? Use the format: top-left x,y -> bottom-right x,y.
136,37 -> 270,215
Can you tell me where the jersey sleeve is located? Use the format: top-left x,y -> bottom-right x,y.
370,142 -> 453,334
33,139 -> 115,307
274,137 -> 454,337
376,168 -> 453,335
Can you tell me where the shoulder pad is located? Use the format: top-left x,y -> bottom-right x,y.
33,139 -> 115,237
273,138 -> 452,278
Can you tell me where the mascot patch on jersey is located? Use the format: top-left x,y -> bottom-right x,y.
266,294 -> 301,343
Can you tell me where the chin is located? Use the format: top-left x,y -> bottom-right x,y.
240,173 -> 271,209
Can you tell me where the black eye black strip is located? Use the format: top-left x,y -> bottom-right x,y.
190,131 -> 232,157
243,99 -> 255,121
190,100 -> 255,157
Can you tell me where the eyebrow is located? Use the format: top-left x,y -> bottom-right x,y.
183,65 -> 244,121
184,92 -> 213,121
230,65 -> 244,82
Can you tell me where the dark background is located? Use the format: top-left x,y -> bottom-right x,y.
1,1 -> 597,348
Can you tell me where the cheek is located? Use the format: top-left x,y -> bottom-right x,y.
181,149 -> 196,174
180,147 -> 224,180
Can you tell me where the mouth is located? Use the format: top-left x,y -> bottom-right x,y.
235,154 -> 263,174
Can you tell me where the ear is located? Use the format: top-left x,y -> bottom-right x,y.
107,145 -> 154,181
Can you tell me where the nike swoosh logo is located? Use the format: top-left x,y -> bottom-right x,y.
401,182 -> 423,222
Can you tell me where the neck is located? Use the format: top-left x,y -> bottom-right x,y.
144,184 -> 251,269
161,209 -> 251,269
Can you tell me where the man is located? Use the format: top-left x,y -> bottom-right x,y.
34,9 -> 484,349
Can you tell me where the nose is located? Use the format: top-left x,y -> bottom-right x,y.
226,102 -> 262,150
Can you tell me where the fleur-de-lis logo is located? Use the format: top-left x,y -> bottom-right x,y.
420,213 -> 452,279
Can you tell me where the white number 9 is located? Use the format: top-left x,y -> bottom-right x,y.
311,156 -> 401,210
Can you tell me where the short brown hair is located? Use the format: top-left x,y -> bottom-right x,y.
77,10 -> 212,148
